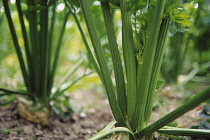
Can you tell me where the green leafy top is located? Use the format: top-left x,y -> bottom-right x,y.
131,0 -> 194,63
164,1 -> 192,27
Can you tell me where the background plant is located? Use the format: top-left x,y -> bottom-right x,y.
0,0 -> 93,123
161,0 -> 210,86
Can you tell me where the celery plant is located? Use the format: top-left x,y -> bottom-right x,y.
0,0 -> 91,124
80,0 -> 210,139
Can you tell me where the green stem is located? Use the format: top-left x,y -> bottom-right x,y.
144,19 -> 170,124
49,11 -> 71,95
51,72 -> 94,100
28,0 -> 39,95
57,59 -> 84,87
48,3 -> 57,80
73,13 -> 102,78
158,126 -> 210,137
135,86 -> 210,138
3,0 -> 31,92
39,2 -> 49,104
0,88 -> 35,101
16,0 -> 33,94
132,0 -> 166,131
65,0 -> 102,80
73,14 -> 101,77
120,0 -> 137,121
101,2 -> 127,117
79,0 -> 126,127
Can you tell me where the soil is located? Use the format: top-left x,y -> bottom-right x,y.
0,90 -> 113,140
0,88 -> 206,140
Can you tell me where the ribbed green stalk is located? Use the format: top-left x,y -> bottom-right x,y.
0,88 -> 35,101
120,0 -> 137,121
51,72 -> 93,100
80,0 -> 126,127
144,19 -> 170,124
28,0 -> 39,95
158,126 -> 210,137
16,0 -> 33,94
101,2 -> 127,117
3,0 -> 31,93
39,3 -> 49,104
63,0 -> 101,79
132,0 -> 166,131
48,3 -> 56,80
71,11 -> 102,79
57,59 -> 84,87
135,86 -> 210,138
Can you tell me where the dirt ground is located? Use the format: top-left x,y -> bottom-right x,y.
0,89 -> 114,140
0,88 -> 206,140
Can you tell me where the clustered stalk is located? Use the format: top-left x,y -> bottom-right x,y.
80,0 -> 210,139
101,2 -> 127,117
79,0 -> 166,131
119,0 -> 137,121
79,0 -> 127,127
1,0 -> 87,109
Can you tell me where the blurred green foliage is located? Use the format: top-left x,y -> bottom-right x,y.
161,0 -> 210,85
0,0 -> 103,120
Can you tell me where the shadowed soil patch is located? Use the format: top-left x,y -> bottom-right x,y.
0,101 -> 112,140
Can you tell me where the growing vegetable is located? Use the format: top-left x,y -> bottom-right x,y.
79,0 -> 210,139
0,0 -> 91,124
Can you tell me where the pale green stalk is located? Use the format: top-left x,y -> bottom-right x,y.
120,0 -> 137,121
64,0 -> 102,79
101,2 -> 127,116
132,0 -> 166,131
48,10 -> 71,94
3,0 -> 31,93
51,72 -> 93,100
79,0 -> 126,126
0,88 -> 35,100
158,126 -> 210,137
88,121 -> 135,140
72,12 -> 102,79
28,0 -> 40,97
48,3 -> 57,79
39,2 -> 49,103
16,0 -> 33,89
144,19 -> 170,124
57,59 -> 84,87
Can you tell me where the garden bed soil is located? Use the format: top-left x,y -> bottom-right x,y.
0,88 -> 204,140
0,90 -> 113,140
0,102 -> 112,140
